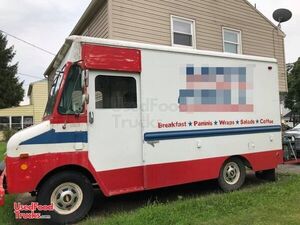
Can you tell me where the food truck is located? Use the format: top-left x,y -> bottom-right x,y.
0,36 -> 282,224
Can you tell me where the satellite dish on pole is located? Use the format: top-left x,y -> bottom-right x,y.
273,8 -> 292,27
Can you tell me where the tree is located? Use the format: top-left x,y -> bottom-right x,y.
0,32 -> 24,108
284,58 -> 300,126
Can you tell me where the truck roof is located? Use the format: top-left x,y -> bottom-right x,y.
44,35 -> 277,77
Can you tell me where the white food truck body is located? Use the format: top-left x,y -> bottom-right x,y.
0,36 -> 282,223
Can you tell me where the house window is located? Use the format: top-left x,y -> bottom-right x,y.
23,116 -> 33,128
223,28 -> 242,54
171,16 -> 196,48
95,76 -> 137,109
0,116 -> 34,131
0,117 -> 9,130
11,116 -> 22,130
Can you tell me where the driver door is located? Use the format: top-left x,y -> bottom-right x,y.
88,71 -> 144,194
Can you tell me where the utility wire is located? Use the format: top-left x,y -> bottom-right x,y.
0,29 -> 56,56
0,68 -> 42,80
18,73 -> 43,79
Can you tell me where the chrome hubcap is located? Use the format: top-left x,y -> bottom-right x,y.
50,182 -> 83,215
223,162 -> 240,185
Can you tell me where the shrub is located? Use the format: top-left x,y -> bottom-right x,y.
3,129 -> 17,142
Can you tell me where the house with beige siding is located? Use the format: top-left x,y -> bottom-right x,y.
0,79 -> 48,140
45,0 -> 287,94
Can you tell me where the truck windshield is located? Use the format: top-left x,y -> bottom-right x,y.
44,71 -> 63,117
58,65 -> 83,115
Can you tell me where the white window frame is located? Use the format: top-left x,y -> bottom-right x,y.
0,115 -> 34,131
222,27 -> 242,54
171,15 -> 196,49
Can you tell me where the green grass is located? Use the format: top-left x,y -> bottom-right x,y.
81,174 -> 300,225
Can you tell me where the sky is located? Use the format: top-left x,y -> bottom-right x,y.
0,0 -> 299,104
0,0 -> 91,104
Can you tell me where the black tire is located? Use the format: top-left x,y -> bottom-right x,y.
37,171 -> 94,224
218,157 -> 246,192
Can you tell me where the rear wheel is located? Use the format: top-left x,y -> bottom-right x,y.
218,158 -> 246,192
37,171 -> 94,224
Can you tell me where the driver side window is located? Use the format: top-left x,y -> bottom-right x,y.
59,65 -> 83,115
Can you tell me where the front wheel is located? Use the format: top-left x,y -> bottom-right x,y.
37,171 -> 94,224
218,158 -> 246,192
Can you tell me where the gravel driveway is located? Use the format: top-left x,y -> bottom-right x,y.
277,163 -> 300,174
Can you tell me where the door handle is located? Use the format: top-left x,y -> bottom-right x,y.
89,111 -> 94,124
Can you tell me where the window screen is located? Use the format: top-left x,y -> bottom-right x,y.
95,76 -> 137,109
12,116 -> 22,130
172,16 -> 195,48
24,116 -> 33,128
223,28 -> 242,54
0,117 -> 9,130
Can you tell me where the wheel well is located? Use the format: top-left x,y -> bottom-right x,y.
36,165 -> 97,191
227,155 -> 252,169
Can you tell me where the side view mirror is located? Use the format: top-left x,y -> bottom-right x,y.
82,94 -> 89,105
81,69 -> 89,88
71,93 -> 89,116
85,70 -> 89,87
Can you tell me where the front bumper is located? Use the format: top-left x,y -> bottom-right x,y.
0,168 -> 5,206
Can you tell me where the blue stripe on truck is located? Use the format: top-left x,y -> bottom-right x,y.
144,125 -> 281,141
20,129 -> 88,145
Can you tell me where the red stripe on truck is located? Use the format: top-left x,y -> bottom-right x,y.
5,152 -> 99,194
5,149 -> 282,197
145,149 -> 283,189
82,44 -> 142,73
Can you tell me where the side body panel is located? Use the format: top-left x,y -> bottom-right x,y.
139,49 -> 282,189
84,44 -> 282,193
